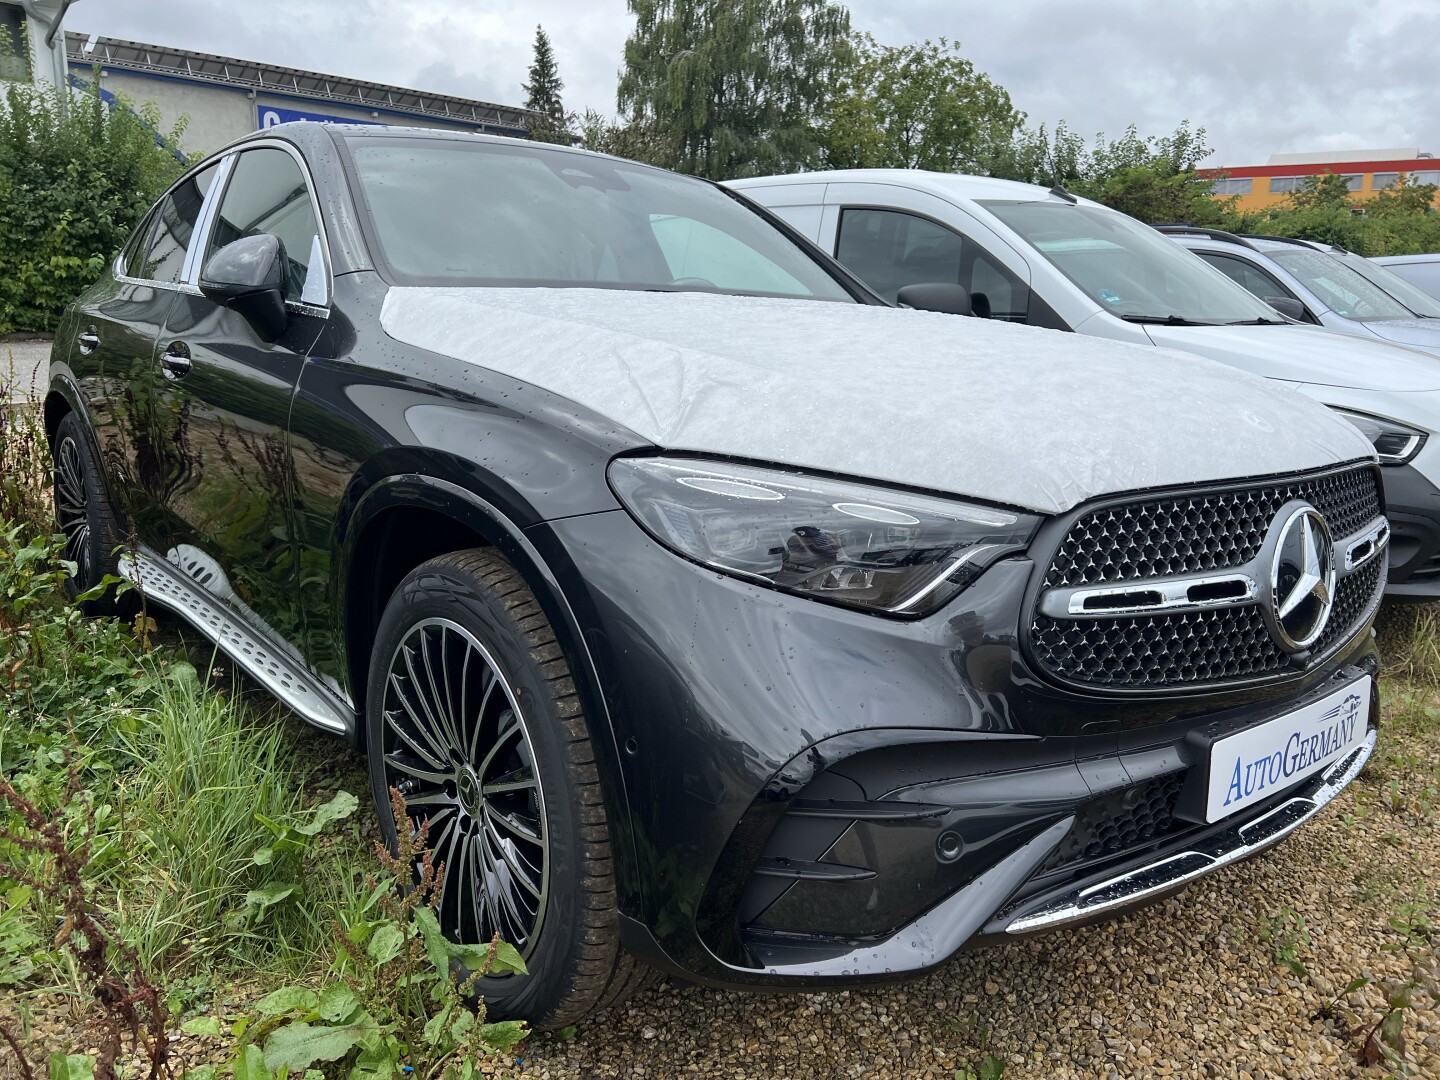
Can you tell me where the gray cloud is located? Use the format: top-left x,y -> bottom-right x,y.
72,0 -> 1439,168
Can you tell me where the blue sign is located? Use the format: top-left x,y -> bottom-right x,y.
258,105 -> 383,130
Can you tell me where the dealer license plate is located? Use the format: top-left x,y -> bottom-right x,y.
1205,676 -> 1371,823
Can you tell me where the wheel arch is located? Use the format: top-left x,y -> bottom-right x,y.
335,471 -> 634,878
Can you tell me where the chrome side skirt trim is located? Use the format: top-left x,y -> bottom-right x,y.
1003,728 -> 1375,934
118,549 -> 356,736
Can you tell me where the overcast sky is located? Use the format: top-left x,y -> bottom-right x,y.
72,0 -> 1440,167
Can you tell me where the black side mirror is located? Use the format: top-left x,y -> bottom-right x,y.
896,282 -> 972,316
1263,296 -> 1308,322
199,234 -> 289,341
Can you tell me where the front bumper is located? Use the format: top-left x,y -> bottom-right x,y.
993,726 -> 1374,936
1380,462 -> 1440,598
532,509 -> 1382,991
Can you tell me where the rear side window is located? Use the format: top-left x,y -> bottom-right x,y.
139,163 -> 218,284
1199,252 -> 1295,301
120,210 -> 158,278
835,207 -> 1029,320
206,148 -> 325,304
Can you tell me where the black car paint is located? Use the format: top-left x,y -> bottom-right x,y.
46,122 -> 1383,993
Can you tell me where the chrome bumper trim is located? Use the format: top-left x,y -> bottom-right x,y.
1003,728 -> 1376,934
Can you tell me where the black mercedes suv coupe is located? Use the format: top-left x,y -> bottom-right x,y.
46,123 -> 1386,1027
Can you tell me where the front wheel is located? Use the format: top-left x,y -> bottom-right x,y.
365,549 -> 652,1028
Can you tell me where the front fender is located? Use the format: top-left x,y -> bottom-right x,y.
332,467 -> 642,915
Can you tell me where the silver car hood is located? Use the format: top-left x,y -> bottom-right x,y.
1362,318 -> 1440,354
1144,322 -> 1440,391
381,288 -> 1374,515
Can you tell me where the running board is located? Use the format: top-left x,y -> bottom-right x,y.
118,550 -> 356,736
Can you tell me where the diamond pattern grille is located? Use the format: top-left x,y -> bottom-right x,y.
1030,467 -> 1384,690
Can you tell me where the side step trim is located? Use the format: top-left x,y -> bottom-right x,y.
119,550 -> 356,736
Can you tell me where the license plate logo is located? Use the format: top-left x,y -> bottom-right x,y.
1207,677 -> 1370,823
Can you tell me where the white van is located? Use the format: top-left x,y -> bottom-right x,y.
730,170 -> 1440,598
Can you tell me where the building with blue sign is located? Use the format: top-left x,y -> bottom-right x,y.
65,32 -> 533,156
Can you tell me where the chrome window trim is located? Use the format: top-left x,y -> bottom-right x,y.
181,152 -> 237,286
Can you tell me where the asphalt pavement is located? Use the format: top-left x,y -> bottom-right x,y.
3,340 -> 50,403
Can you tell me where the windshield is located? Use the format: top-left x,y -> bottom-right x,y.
346,138 -> 853,301
1267,249 -> 1415,321
979,200 -> 1280,324
1337,251 -> 1440,318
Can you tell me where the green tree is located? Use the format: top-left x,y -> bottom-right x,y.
1069,122 -> 1231,224
522,25 -> 570,145
1287,171 -> 1356,211
821,35 -> 1022,174
0,77 -> 188,333
618,0 -> 851,179
988,119 -> 1086,187
575,108 -> 676,166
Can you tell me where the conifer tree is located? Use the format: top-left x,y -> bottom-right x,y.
523,25 -> 569,145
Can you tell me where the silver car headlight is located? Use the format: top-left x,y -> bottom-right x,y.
1328,407 -> 1428,465
608,457 -> 1040,616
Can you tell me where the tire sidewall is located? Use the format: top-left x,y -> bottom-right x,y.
365,558 -> 588,1022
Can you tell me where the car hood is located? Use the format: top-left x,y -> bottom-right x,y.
381,288 -> 1373,515
1361,318 -> 1440,353
1143,322 -> 1440,391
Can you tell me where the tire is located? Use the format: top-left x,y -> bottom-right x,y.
52,412 -> 127,614
365,548 -> 653,1028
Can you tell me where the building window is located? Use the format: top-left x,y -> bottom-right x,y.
1267,176 -> 1311,194
1372,173 -> 1399,191
1414,170 -> 1440,187
1212,177 -> 1253,196
1340,174 -> 1363,191
0,4 -> 30,82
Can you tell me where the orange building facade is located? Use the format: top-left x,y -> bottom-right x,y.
1203,150 -> 1440,213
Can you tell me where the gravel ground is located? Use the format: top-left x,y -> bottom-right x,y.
5,619 -> 1438,1079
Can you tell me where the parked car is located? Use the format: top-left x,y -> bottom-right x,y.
730,171 -> 1440,597
49,127 -> 1384,1026
1373,253 -> 1440,302
1156,228 -> 1440,354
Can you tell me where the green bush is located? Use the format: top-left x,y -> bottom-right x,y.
0,76 -> 188,334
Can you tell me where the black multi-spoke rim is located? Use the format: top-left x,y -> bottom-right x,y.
54,436 -> 91,583
380,617 -> 549,961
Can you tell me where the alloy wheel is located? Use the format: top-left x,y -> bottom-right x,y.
379,617 -> 549,959
54,435 -> 92,583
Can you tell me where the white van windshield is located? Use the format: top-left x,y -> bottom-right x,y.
981,200 -> 1282,325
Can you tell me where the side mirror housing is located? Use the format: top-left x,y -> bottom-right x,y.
199,234 -> 289,341
896,282 -> 972,317
1263,296 -> 1308,322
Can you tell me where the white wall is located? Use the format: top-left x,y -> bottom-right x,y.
96,70 -> 493,158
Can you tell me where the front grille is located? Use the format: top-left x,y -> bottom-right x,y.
1030,465 -> 1384,691
1044,466 -> 1381,589
1043,772 -> 1186,871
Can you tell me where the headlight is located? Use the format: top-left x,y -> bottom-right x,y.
608,457 -> 1040,616
1328,407 -> 1428,465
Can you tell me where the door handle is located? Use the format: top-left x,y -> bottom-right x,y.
160,341 -> 193,381
77,327 -> 100,355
